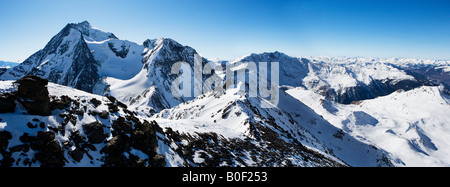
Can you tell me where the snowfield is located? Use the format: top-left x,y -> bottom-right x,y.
287,86 -> 450,166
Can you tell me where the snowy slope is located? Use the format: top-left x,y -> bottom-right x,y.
287,86 -> 450,166
87,38 -> 144,80
152,82 -> 393,166
0,80 -> 346,167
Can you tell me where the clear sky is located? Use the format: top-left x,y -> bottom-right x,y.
0,0 -> 449,62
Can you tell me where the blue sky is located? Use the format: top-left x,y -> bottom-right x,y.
0,0 -> 449,62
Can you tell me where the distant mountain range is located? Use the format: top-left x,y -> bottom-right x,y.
0,21 -> 449,167
0,61 -> 19,68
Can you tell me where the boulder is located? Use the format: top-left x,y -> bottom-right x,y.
82,121 -> 107,144
111,116 -> 133,134
14,76 -> 51,116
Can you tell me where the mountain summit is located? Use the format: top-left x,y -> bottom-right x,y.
0,21 -> 142,93
68,21 -> 118,41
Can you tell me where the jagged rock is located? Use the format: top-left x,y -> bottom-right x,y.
107,103 -> 119,113
50,95 -> 71,110
0,93 -> 16,113
90,98 -> 102,108
15,76 -> 49,100
35,131 -> 56,148
106,95 -> 116,103
102,134 -> 130,155
111,116 -> 133,134
22,131 -> 66,167
14,76 -> 51,116
82,121 -> 107,144
100,133 -> 131,167
130,120 -> 158,156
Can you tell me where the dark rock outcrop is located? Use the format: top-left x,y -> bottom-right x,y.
82,121 -> 107,144
17,131 -> 65,167
101,117 -> 162,167
14,76 -> 51,116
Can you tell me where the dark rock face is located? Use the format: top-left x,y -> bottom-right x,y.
0,93 -> 16,113
319,79 -> 426,104
108,42 -> 129,58
130,120 -> 158,156
57,38 -> 99,93
15,76 -> 49,100
397,65 -> 450,95
14,76 -> 51,116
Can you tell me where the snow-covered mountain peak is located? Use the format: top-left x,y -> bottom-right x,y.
107,37 -> 207,112
142,37 -> 198,73
232,51 -> 296,64
143,38 -> 183,50
67,21 -> 118,42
